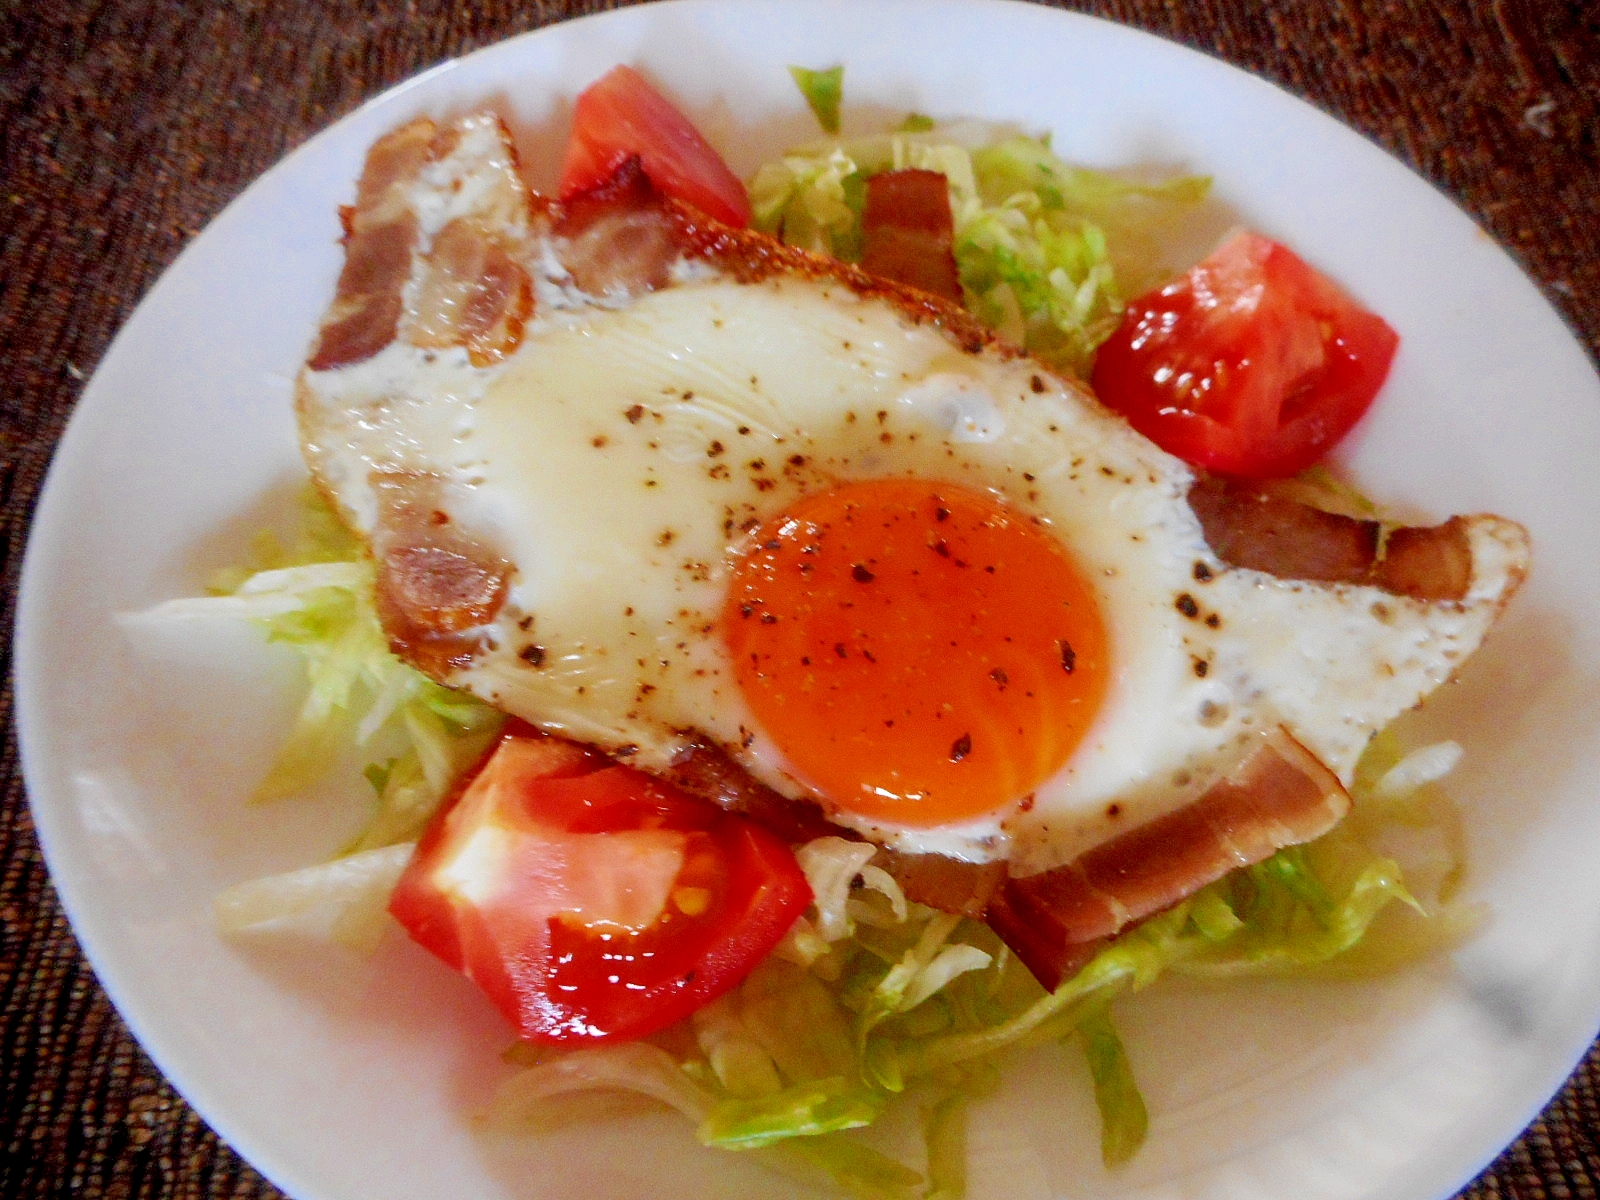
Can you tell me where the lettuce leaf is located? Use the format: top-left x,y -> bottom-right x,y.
212,841 -> 415,949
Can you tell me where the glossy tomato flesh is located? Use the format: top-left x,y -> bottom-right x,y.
1090,231 -> 1399,479
558,65 -> 751,228
388,732 -> 811,1044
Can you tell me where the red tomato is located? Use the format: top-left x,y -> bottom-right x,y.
389,732 -> 811,1044
1090,231 -> 1399,479
558,65 -> 751,228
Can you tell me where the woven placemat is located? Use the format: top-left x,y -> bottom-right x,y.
3,0 -> 1597,1194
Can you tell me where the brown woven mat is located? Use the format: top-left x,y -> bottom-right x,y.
3,0 -> 1597,1195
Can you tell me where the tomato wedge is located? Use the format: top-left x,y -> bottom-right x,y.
389,732 -> 811,1044
1089,231 -> 1399,479
558,65 -> 751,228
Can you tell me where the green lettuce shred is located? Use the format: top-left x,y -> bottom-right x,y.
790,65 -> 845,134
1078,1006 -> 1147,1168
700,1076 -> 885,1149
921,1093 -> 968,1200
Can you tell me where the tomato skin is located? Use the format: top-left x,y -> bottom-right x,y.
559,65 -> 751,228
388,732 -> 811,1044
1090,231 -> 1399,479
388,736 -> 598,982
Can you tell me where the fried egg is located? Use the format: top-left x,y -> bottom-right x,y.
298,113 -> 1528,876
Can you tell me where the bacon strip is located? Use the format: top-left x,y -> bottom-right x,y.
1188,476 -> 1380,583
310,114 -> 537,372
310,215 -> 419,370
553,157 -> 689,296
351,119 -> 438,218
369,471 -> 513,673
985,728 -> 1349,991
664,737 -> 839,845
1370,517 -> 1473,600
859,169 -> 964,303
308,120 -> 435,370
1190,476 -> 1476,601
409,217 -> 533,366
873,849 -> 1007,919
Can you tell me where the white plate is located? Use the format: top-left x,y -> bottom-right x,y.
16,2 -> 1600,1197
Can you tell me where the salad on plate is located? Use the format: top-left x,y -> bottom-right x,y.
138,63 -> 1528,1198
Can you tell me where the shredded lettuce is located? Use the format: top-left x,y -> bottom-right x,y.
186,491 -> 503,847
492,731 -> 1474,1190
143,492 -> 503,939
494,1042 -> 714,1127
749,76 -> 1209,378
1078,1005 -> 1147,1168
921,1092 -> 968,1200
212,841 -> 415,949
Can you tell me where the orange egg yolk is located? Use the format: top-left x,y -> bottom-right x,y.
721,479 -> 1108,826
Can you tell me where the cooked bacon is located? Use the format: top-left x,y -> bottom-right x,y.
986,728 -> 1349,991
664,737 -> 839,844
554,158 -> 689,296
308,120 -> 440,371
426,122 -> 465,167
1191,476 -> 1479,601
1188,475 -> 1380,583
409,217 -> 533,366
1371,516 -> 1473,601
858,169 -> 964,303
352,119 -> 437,221
311,115 -> 538,371
874,848 -> 1007,919
308,215 -> 419,371
369,471 -> 512,672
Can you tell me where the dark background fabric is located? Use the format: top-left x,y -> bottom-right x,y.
2,0 -> 1597,1195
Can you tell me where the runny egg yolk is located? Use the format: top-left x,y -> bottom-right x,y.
722,479 -> 1108,826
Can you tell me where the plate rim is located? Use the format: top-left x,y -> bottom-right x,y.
15,2 -> 1600,1197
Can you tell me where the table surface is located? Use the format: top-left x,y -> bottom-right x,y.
3,0 -> 1597,1195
